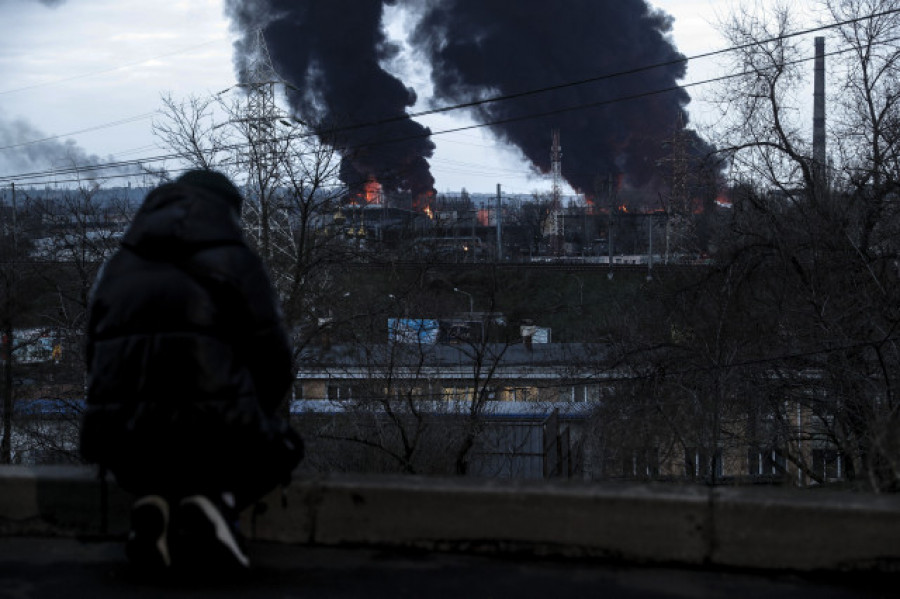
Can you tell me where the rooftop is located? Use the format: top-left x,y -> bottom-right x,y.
0,465 -> 896,597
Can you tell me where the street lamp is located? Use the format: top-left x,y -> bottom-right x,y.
453,287 -> 474,314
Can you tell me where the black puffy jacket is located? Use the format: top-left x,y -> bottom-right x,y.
81,181 -> 298,494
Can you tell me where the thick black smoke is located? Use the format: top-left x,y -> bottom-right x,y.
225,0 -> 436,202
225,0 -> 710,201
409,0 -> 706,194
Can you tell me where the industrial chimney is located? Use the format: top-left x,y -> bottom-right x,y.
813,36 -> 826,172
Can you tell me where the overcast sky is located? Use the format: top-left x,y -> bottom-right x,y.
0,0 -> 817,193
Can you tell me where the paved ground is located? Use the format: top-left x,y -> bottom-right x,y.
0,537 -> 893,599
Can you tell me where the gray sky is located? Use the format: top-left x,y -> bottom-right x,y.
0,0 -> 812,193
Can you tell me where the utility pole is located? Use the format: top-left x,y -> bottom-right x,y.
646,213 -> 653,281
471,205 -> 476,263
665,208 -> 670,265
2,183 -> 17,463
496,183 -> 502,262
607,175 -> 614,280
655,112 -> 689,265
453,287 -> 474,314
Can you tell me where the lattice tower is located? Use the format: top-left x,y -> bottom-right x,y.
550,128 -> 562,237
242,29 -> 281,159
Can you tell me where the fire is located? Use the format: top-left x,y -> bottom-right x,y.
584,197 -> 595,215
414,189 -> 436,214
363,177 -> 383,205
619,204 -> 628,213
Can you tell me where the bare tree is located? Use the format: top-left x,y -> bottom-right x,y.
0,184 -> 31,463
0,183 -> 134,464
694,0 -> 900,490
506,194 -> 554,258
153,90 -> 347,361
295,268 -> 522,476
153,93 -> 232,173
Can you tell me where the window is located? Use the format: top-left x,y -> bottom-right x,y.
559,384 -> 599,403
509,387 -> 533,402
441,386 -> 472,401
626,447 -> 659,480
685,447 -> 722,481
747,447 -> 786,477
327,384 -> 355,400
812,449 -> 842,482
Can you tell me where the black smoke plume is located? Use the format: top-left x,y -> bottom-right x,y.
225,0 -> 436,202
225,0 -> 712,202
409,0 -> 711,195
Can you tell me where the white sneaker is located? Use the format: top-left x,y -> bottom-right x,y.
174,495 -> 249,570
125,495 -> 171,569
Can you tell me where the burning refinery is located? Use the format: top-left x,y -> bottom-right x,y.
221,0 -> 725,261
225,0 -> 715,197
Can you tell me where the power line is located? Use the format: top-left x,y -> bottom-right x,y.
6,6 -> 887,159
291,6 -> 900,136
0,54 -> 822,187
3,9 -> 898,188
0,113 -> 159,152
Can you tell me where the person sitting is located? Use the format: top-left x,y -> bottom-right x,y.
81,170 -> 303,571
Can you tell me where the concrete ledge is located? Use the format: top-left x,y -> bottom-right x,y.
0,465 -> 131,537
1,465 -> 899,573
254,477 -> 711,565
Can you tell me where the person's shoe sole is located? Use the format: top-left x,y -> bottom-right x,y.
175,495 -> 249,569
125,495 -> 171,569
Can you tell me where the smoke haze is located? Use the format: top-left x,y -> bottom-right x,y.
0,113 -> 112,178
225,0 -> 711,199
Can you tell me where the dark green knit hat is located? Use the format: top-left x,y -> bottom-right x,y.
176,169 -> 243,211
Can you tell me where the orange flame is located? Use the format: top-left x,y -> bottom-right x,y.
363,177 -> 383,205
414,189 -> 436,214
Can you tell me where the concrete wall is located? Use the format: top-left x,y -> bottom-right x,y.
1,465 -> 898,573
